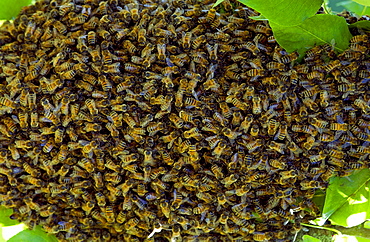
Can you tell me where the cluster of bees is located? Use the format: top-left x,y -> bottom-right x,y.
0,0 -> 369,241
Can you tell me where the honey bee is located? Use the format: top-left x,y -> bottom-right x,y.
22,175 -> 43,187
221,174 -> 239,188
301,180 -> 326,190
192,204 -> 210,216
330,122 -> 348,131
168,53 -> 188,67
267,119 -> 280,136
160,131 -> 179,149
178,110 -> 194,124
350,43 -> 367,53
240,41 -> 259,55
84,30 -> 96,46
302,136 -> 317,151
42,137 -> 55,153
82,201 -> 95,216
121,40 -> 137,54
280,51 -> 299,63
23,163 -> 40,177
302,97 -> 319,111
97,75 -> 112,92
129,4 -> 140,21
354,98 -> 370,114
218,102 -> 232,118
229,112 -> 243,128
87,46 -> 101,62
350,34 -> 368,43
102,62 -> 120,74
18,87 -> 29,107
223,128 -> 242,141
139,42 -> 154,58
116,210 -> 127,224
230,97 -> 248,111
205,43 -> 218,61
267,141 -> 285,154
239,114 -> 254,133
0,97 -> 17,109
60,69 -> 77,80
210,140 -> 226,158
192,35 -> 206,49
206,166 -> 224,184
309,117 -> 328,129
39,205 -> 57,217
169,224 -> 182,240
183,127 -> 202,141
53,20 -> 68,35
322,59 -> 341,72
102,205 -> 115,223
26,112 -> 38,130
3,116 -> 19,134
138,29 -> 147,45
95,192 -> 106,207
52,126 -> 65,144
274,121 -> 289,141
307,70 -> 324,80
359,70 -> 370,78
252,96 -> 262,115
77,157 -> 94,172
266,62 -> 285,71
24,20 -> 36,40
145,121 -> 163,136
157,43 -> 166,60
253,232 -> 271,242
156,199 -> 171,219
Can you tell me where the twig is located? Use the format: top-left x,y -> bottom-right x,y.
301,223 -> 342,236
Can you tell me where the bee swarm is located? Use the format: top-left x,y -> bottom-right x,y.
0,0 -> 369,241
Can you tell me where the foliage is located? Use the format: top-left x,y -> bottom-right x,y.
0,206 -> 56,242
351,0 -> 370,6
225,0 -> 323,26
337,1 -> 370,16
320,169 -> 370,227
334,235 -> 370,242
306,169 -> 370,241
7,226 -> 58,242
0,0 -> 32,20
303,235 -> 322,242
0,207 -> 18,227
269,14 -> 352,55
215,0 -> 370,57
350,20 -> 370,30
364,221 -> 370,229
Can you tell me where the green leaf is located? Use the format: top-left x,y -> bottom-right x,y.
249,15 -> 268,21
0,207 -> 18,227
270,14 -> 352,56
303,235 -> 321,242
8,226 -> 58,242
322,0 -> 333,14
312,189 -> 326,214
0,0 -> 32,20
364,220 -> 370,229
351,0 -> 370,7
213,0 -> 224,8
236,0 -> 323,26
337,1 -> 370,16
0,228 -> 6,242
1,224 -> 27,241
350,20 -> 370,30
322,169 -> 370,227
334,234 -> 370,242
